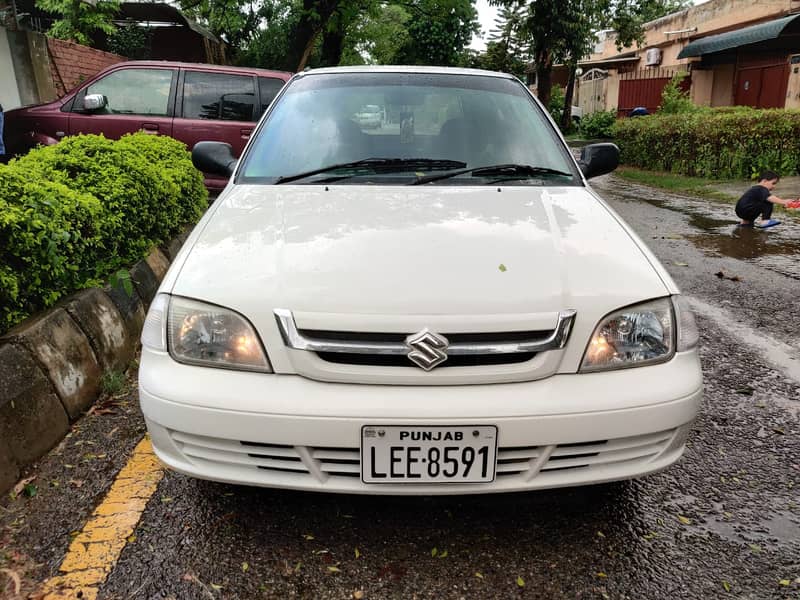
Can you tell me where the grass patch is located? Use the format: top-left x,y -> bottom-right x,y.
615,166 -> 740,202
100,370 -> 126,396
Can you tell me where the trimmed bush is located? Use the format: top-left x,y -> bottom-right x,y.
579,110 -> 617,139
1,133 -> 207,332
614,107 -> 800,179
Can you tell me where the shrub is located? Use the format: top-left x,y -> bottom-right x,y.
579,110 -> 617,139
657,72 -> 696,115
614,108 -> 800,179
1,133 -> 207,332
548,84 -> 566,125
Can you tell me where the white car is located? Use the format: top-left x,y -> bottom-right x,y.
139,66 -> 702,495
353,104 -> 383,129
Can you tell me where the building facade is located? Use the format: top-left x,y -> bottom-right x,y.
575,0 -> 800,116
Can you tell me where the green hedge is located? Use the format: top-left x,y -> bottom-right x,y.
1,133 -> 208,332
579,110 -> 617,139
614,107 -> 800,179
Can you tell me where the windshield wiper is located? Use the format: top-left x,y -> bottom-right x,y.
274,158 -> 467,184
410,164 -> 574,185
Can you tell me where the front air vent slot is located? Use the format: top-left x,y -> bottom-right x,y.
316,351 -> 536,368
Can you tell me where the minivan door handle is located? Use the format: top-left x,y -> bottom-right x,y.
240,128 -> 252,140
141,123 -> 159,134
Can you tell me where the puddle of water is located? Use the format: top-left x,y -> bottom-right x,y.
688,296 -> 800,385
702,513 -> 800,545
601,177 -> 800,277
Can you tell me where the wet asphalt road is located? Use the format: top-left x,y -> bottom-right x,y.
1,174 -> 799,600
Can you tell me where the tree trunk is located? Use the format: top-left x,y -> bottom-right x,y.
560,65 -> 577,131
320,27 -> 345,67
297,29 -> 321,71
536,63 -> 552,109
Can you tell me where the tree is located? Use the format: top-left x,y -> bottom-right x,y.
340,3 -> 410,65
35,0 -> 120,46
491,0 -> 691,116
392,0 -> 478,66
477,5 -> 528,78
178,0 -> 279,60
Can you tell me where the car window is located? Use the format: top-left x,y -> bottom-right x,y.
84,69 -> 173,116
182,71 -> 256,122
258,77 -> 285,116
240,72 -> 577,184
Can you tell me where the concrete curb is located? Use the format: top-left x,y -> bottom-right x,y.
0,230 -> 189,496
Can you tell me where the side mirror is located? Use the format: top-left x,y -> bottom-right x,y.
579,143 -> 620,179
192,141 -> 237,177
83,94 -> 107,112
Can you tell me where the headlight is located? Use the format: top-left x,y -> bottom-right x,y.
143,294 -> 272,372
580,298 -> 675,372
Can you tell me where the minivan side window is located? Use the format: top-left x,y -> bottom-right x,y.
84,69 -> 173,115
258,77 -> 285,116
182,71 -> 256,122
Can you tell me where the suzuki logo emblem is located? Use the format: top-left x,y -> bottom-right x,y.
405,329 -> 449,371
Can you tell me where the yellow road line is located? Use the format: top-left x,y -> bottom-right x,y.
41,437 -> 164,600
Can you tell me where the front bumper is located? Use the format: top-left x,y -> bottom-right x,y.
139,348 -> 703,495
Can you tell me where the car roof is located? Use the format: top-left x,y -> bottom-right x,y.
297,65 -> 517,79
102,60 -> 292,79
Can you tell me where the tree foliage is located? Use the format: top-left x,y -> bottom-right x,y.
392,0 -> 478,67
35,0 -> 120,46
487,0 -> 691,128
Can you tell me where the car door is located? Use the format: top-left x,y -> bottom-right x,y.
68,67 -> 176,139
172,69 -> 259,190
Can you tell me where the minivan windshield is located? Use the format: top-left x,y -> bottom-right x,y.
238,72 -> 579,185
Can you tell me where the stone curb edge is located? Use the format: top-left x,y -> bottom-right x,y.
0,226 -> 193,495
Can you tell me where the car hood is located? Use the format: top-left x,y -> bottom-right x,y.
171,185 -> 669,318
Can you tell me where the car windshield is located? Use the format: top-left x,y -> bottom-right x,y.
238,71 -> 579,185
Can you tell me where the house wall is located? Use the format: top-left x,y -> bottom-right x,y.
592,0 -> 800,62
47,38 -> 125,97
691,69 -> 714,106
0,26 -> 22,110
711,63 -> 735,106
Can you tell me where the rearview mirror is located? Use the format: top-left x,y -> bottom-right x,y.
579,143 -> 619,179
83,94 -> 107,112
192,141 -> 237,177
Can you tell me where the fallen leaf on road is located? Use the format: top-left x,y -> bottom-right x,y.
241,562 -> 249,573
779,579 -> 790,586
673,261 -> 689,267
474,572 -> 483,579
498,264 -> 507,272
211,583 -> 223,590
516,576 -> 525,587
722,580 -> 731,592
439,550 -> 449,558
597,572 -> 607,578
327,566 -> 340,573
431,547 -> 438,557
748,544 -> 762,553
12,477 -> 35,497
353,591 -> 365,599
303,533 -> 314,540
0,569 -> 21,596
354,547 -> 360,559
596,531 -> 605,538
677,515 -> 692,525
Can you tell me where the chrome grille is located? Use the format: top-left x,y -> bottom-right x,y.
274,308 -> 576,369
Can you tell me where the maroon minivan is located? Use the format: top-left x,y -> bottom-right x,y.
2,61 -> 291,191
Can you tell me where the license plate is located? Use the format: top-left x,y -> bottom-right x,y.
361,425 -> 497,483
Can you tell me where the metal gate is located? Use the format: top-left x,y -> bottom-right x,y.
617,67 -> 690,116
735,55 -> 789,108
577,69 -> 608,115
